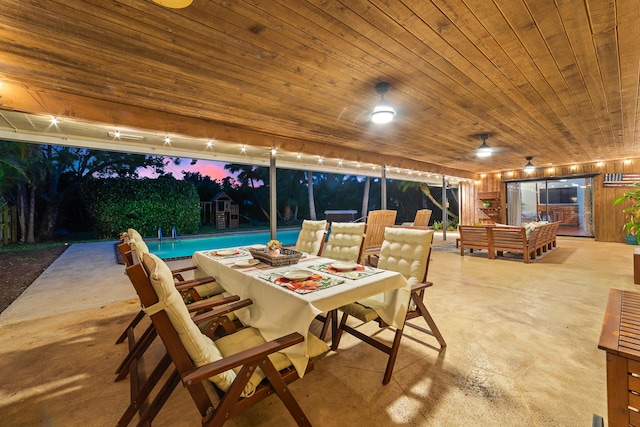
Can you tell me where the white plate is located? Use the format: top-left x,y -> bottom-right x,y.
234,259 -> 260,268
282,269 -> 313,281
214,249 -> 237,256
330,261 -> 358,271
248,244 -> 266,250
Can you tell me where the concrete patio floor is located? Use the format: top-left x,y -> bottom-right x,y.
0,234 -> 629,426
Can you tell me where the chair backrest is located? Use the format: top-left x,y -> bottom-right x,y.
128,228 -> 151,260
295,219 -> 328,256
413,209 -> 432,227
322,222 -> 366,263
377,227 -> 434,283
362,210 -> 397,253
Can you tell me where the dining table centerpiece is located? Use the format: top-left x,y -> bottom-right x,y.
267,239 -> 282,257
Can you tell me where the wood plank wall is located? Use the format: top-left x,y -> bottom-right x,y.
464,159 -> 639,242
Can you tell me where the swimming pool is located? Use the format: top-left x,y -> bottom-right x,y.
148,229 -> 301,259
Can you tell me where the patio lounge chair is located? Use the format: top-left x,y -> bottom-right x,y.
359,210 -> 397,264
124,252 -> 325,426
334,227 -> 446,384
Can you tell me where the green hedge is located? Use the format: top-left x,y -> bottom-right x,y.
82,176 -> 200,238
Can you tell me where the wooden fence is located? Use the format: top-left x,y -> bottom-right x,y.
0,204 -> 18,246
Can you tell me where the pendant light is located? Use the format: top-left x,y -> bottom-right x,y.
370,82 -> 396,124
523,156 -> 536,173
151,0 -> 192,8
476,134 -> 492,157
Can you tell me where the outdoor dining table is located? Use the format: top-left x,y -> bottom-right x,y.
192,247 -> 411,376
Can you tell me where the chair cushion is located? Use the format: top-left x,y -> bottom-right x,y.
323,222 -> 365,263
128,229 -> 150,259
378,228 -> 434,282
295,220 -> 327,255
306,332 -> 330,358
340,302 -> 380,323
142,253 -> 237,393
216,327 -> 293,395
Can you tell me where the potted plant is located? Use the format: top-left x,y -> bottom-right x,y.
613,185 -> 640,244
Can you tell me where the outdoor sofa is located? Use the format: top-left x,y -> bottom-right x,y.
458,222 -> 560,263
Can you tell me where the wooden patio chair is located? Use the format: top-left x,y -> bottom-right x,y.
115,231 -> 226,384
412,209 -> 432,227
321,222 -> 366,263
116,289 -> 250,427
334,227 -> 446,384
124,252 -> 325,426
359,210 -> 397,264
318,222 -> 366,340
294,219 -> 329,256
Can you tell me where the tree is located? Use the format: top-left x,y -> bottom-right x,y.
361,176 -> 370,219
224,163 -> 270,220
0,142 -> 168,241
307,171 -> 317,220
0,142 -> 45,243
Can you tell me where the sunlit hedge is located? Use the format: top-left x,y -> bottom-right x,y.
82,176 -> 200,238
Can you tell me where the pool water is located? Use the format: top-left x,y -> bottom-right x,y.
148,229 -> 300,259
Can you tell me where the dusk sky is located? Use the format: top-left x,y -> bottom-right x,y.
138,157 -> 238,181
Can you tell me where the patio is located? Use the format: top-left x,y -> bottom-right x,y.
0,234 -> 629,426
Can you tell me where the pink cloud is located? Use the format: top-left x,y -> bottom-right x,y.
138,158 -> 238,181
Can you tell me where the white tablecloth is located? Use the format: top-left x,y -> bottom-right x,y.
192,248 -> 410,375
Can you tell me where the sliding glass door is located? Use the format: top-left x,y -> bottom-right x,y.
505,177 -> 594,237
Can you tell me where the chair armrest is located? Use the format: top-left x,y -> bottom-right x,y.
186,294 -> 240,313
170,265 -> 198,275
411,280 -> 433,292
174,276 -> 216,291
182,332 -> 304,385
190,298 -> 253,323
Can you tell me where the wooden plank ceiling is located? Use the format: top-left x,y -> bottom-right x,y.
0,0 -> 638,176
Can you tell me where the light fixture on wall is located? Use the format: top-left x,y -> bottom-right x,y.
370,82 -> 396,124
476,134 -> 492,157
523,156 -> 536,173
151,0 -> 193,8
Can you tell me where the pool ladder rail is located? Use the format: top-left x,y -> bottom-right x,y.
157,226 -> 178,241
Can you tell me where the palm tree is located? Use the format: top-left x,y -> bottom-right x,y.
398,181 -> 459,222
361,176 -> 370,220
306,170 -> 317,220
225,163 -> 270,220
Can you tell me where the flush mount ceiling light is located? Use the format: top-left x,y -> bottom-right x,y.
476,134 -> 492,157
370,82 -> 396,124
151,0 -> 192,8
523,156 -> 536,173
